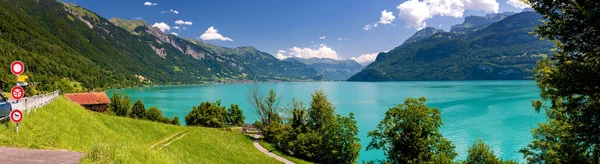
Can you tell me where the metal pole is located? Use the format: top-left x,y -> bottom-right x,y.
16,123 -> 18,133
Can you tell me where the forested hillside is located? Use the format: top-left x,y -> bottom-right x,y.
348,11 -> 554,81
0,0 -> 318,95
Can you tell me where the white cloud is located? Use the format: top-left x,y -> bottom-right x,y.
319,36 -> 326,40
175,20 -> 193,25
200,26 -> 233,41
151,22 -> 170,32
276,44 -> 340,60
170,32 -> 179,36
337,38 -> 343,41
132,17 -> 143,20
379,10 -> 396,24
351,52 -> 379,65
173,26 -> 180,30
364,24 -> 373,30
506,0 -> 529,9
276,53 -> 288,60
170,9 -> 179,14
397,0 -> 499,29
143,1 -> 157,6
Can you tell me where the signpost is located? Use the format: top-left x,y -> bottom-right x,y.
10,61 -> 25,133
11,86 -> 24,100
10,110 -> 23,133
11,61 -> 24,75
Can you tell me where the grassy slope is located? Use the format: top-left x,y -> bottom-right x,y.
0,97 -> 280,164
258,140 -> 313,164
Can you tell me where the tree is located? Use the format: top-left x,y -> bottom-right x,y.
226,104 -> 245,126
367,97 -> 457,164
247,86 -> 286,143
171,116 -> 181,126
289,90 -> 361,164
131,100 -> 146,119
146,107 -> 164,122
185,100 -> 228,128
464,139 -> 516,164
108,93 -> 131,117
520,0 -> 600,163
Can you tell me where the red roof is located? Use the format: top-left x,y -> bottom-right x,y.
64,92 -> 111,105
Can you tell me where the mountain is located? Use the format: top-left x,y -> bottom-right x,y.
450,12 -> 515,32
348,11 -> 554,81
403,27 -> 445,45
0,0 -> 317,94
285,57 -> 364,81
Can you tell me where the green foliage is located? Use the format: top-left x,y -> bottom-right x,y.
185,101 -> 228,128
463,139 -> 516,164
171,116 -> 181,126
108,93 -> 131,117
146,107 -> 164,122
285,90 -> 361,164
367,97 -> 457,164
349,11 -> 554,81
248,87 -> 287,143
131,100 -> 146,119
227,104 -> 245,126
520,0 -> 600,163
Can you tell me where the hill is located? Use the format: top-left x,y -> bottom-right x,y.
348,11 -> 554,81
0,0 -> 317,95
0,97 -> 280,163
285,57 -> 364,80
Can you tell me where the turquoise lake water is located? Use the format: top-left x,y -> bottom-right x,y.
108,80 -> 545,162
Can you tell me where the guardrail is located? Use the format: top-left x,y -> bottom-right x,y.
9,90 -> 60,114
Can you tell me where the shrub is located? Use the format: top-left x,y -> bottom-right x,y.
185,100 -> 228,128
108,93 -> 131,117
227,104 -> 245,126
131,100 -> 146,119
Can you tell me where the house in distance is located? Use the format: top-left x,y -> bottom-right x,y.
64,92 -> 111,112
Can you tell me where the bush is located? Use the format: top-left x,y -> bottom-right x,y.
108,93 -> 131,117
227,104 -> 245,126
131,100 -> 146,119
185,101 -> 228,128
171,116 -> 181,126
146,107 -> 164,122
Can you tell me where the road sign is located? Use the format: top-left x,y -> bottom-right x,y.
11,86 -> 24,100
10,61 -> 24,75
10,110 -> 23,123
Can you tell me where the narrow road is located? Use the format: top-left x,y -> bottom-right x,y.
252,135 -> 294,164
0,147 -> 81,164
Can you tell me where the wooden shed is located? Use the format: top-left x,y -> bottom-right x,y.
64,92 -> 111,112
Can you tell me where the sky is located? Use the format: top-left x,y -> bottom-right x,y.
61,0 -> 530,65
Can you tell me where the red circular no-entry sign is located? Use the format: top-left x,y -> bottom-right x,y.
11,86 -> 24,100
10,110 -> 23,123
11,61 -> 24,75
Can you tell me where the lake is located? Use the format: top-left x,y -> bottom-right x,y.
107,80 -> 545,162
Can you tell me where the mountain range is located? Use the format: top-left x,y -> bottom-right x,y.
0,0 -> 336,93
348,11 -> 554,81
285,57 -> 363,81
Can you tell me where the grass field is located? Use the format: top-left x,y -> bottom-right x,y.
258,140 -> 313,164
0,97 -> 281,163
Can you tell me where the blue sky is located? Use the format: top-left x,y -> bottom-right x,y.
62,0 -> 530,64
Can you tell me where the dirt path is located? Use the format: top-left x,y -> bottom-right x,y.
150,131 -> 184,148
252,135 -> 294,164
0,146 -> 81,164
160,132 -> 189,149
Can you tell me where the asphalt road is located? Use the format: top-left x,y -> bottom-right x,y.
0,147 -> 82,164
